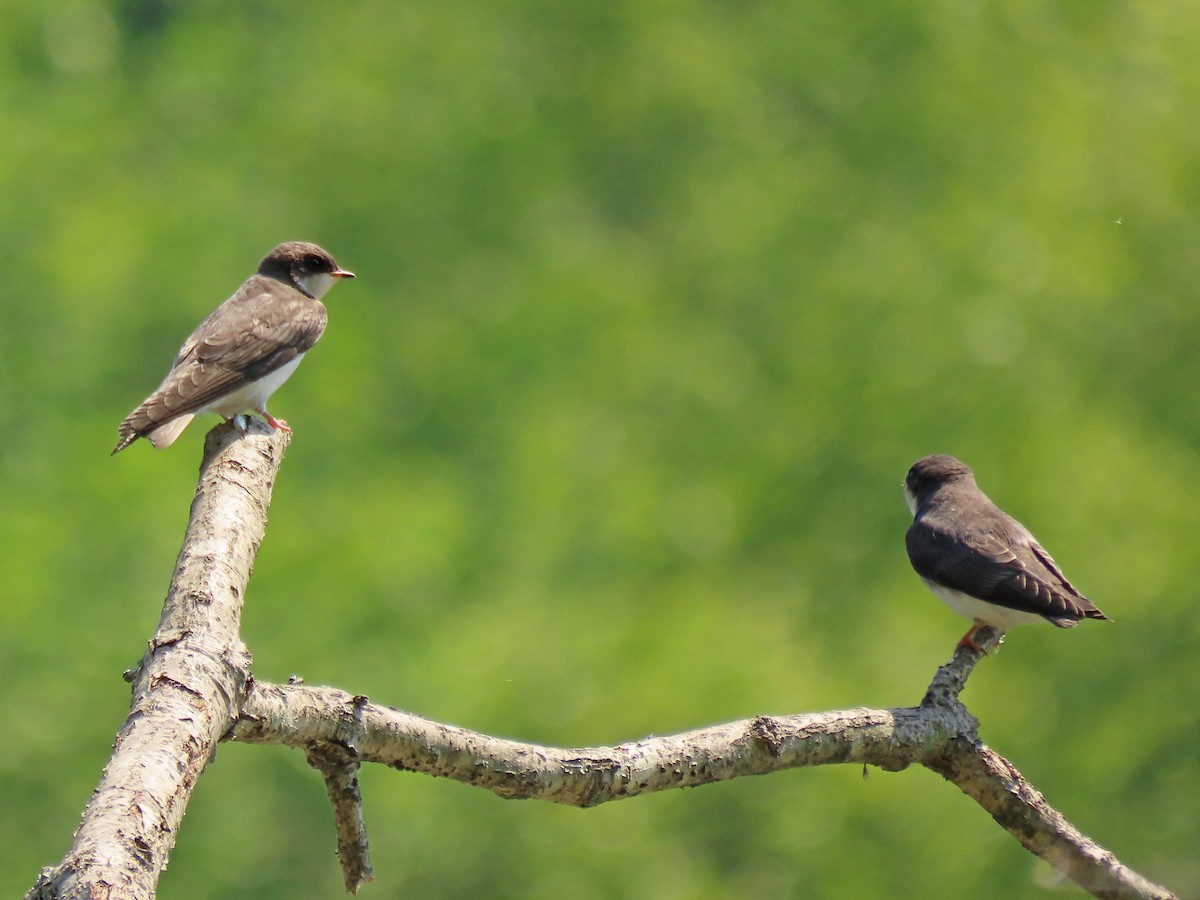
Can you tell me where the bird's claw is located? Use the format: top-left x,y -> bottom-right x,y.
956,622 -> 988,654
261,411 -> 291,433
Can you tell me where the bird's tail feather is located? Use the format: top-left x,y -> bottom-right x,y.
147,415 -> 194,449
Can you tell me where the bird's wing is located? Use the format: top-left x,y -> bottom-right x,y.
906,518 -> 1101,623
117,281 -> 327,439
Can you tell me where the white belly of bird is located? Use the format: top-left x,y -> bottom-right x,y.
201,354 -> 305,418
923,579 -> 1048,630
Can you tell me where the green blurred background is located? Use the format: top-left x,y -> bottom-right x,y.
3,1 -> 1197,897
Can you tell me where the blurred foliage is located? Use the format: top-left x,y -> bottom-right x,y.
1,0 -> 1197,897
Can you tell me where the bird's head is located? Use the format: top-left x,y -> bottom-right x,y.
904,454 -> 975,515
260,241 -> 355,300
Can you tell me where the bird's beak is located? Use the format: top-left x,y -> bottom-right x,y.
333,267 -> 355,279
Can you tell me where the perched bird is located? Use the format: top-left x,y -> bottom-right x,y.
113,241 -> 354,454
904,454 -> 1108,650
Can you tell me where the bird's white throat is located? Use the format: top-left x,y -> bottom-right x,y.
297,271 -> 336,300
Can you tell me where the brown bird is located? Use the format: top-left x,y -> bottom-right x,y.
113,241 -> 354,454
904,454 -> 1109,650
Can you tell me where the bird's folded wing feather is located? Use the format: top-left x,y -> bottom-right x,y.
121,285 -> 327,432
906,520 -> 1094,621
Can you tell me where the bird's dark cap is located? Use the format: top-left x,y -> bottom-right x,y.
905,454 -> 976,496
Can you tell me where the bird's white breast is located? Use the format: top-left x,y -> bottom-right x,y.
201,354 -> 306,418
922,579 -> 1048,629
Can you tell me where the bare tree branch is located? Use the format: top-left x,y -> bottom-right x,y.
305,734 -> 374,893
26,423 -> 1178,900
924,743 -> 1170,899
233,682 -> 954,804
229,649 -> 1174,899
27,421 -> 286,900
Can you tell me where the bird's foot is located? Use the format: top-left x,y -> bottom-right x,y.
260,410 -> 292,433
956,622 -> 989,654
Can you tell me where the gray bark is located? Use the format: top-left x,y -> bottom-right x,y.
27,421 -> 275,899
26,422 -> 1177,900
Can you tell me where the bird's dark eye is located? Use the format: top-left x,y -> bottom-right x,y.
305,254 -> 324,269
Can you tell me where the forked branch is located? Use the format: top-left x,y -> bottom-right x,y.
26,425 -> 1176,900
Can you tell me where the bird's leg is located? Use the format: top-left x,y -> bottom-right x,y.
956,620 -> 989,654
257,407 -> 291,433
